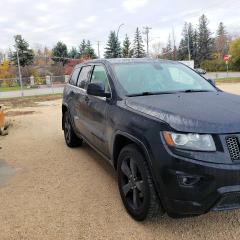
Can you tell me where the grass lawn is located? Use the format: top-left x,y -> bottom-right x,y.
0,86 -> 30,92
216,77 -> 240,83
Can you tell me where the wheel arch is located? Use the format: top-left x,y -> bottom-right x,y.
62,103 -> 68,130
112,131 -> 152,170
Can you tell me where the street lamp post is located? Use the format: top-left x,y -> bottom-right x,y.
116,23 -> 124,39
16,48 -> 24,97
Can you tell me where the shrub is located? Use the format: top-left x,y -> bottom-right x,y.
201,59 -> 228,72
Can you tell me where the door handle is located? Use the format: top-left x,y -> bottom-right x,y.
85,96 -> 90,104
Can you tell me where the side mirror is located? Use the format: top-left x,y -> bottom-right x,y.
87,82 -> 111,98
207,79 -> 216,86
195,68 -> 206,75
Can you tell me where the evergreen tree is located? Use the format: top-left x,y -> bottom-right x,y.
11,35 -> 34,67
52,41 -> 68,65
177,38 -> 186,60
122,35 -> 132,58
177,23 -> 194,61
196,14 -> 213,66
104,31 -> 121,58
188,23 -> 195,59
215,22 -> 228,59
132,28 -> 146,58
84,40 -> 97,59
68,47 -> 78,59
79,39 -> 87,58
192,29 -> 198,62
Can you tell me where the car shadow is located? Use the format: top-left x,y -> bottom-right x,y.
74,141 -> 240,235
77,142 -> 116,181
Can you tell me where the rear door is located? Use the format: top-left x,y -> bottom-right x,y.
84,64 -> 112,155
67,67 -> 81,129
74,65 -> 93,140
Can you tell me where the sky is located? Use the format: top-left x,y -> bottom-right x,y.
0,0 -> 240,56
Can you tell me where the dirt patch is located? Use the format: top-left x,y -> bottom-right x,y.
217,82 -> 240,95
0,94 -> 62,108
6,110 -> 35,117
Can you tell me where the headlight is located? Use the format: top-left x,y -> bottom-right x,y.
163,131 -> 216,151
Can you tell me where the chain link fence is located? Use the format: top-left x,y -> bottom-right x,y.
0,75 -> 70,98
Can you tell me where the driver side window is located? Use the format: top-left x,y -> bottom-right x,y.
91,65 -> 110,93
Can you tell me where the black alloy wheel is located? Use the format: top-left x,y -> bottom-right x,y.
117,144 -> 164,221
63,111 -> 83,148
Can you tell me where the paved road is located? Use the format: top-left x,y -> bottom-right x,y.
0,87 -> 64,99
205,72 -> 240,79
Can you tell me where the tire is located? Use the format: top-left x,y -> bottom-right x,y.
63,111 -> 83,148
117,144 -> 164,221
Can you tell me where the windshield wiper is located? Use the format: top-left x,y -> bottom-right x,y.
181,89 -> 215,93
126,91 -> 178,97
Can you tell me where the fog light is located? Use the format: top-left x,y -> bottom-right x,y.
178,175 -> 200,186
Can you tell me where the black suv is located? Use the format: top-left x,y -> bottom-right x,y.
62,58 -> 240,221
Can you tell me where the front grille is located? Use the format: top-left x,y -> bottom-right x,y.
226,136 -> 240,160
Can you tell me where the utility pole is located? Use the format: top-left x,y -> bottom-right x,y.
16,49 -> 23,97
97,41 -> 101,58
143,26 -> 152,57
172,27 -> 177,60
187,27 -> 191,61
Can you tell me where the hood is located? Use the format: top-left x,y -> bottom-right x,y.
126,92 -> 240,134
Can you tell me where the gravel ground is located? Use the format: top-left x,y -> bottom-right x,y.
1,83 -> 240,240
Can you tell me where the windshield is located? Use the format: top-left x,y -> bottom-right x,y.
112,62 -> 216,96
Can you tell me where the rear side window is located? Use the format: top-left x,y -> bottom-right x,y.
69,68 -> 80,85
77,66 -> 92,89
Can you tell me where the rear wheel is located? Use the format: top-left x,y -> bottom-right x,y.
63,111 -> 83,148
117,144 -> 164,221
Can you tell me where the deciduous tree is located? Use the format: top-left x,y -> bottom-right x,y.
229,37 -> 240,69
214,22 -> 229,59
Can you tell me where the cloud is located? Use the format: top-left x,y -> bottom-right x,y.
35,3 -> 48,11
122,0 -> 148,12
105,8 -> 115,13
3,28 -> 16,34
0,17 -> 8,23
76,23 -> 88,29
84,16 -> 97,23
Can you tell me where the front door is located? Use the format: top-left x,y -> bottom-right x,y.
85,64 -> 112,156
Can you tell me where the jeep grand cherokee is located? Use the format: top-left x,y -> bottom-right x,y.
62,58 -> 240,221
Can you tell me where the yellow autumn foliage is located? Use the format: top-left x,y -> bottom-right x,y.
0,60 -> 14,79
0,60 -> 15,87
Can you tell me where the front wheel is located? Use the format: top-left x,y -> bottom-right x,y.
63,111 -> 83,148
117,144 -> 164,221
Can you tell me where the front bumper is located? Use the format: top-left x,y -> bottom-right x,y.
153,152 -> 240,216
